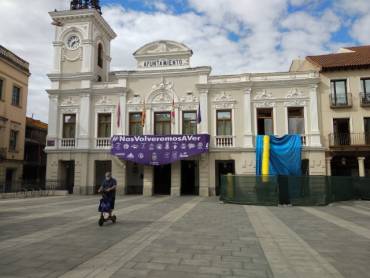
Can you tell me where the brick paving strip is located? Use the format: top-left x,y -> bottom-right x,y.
301,207 -> 370,240
0,196 -> 143,225
245,206 -> 344,278
338,205 -> 370,217
0,196 -> 168,252
59,197 -> 202,278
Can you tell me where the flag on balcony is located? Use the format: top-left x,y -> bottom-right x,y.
171,97 -> 175,124
141,100 -> 146,127
116,103 -> 121,128
197,102 -> 201,124
256,135 -> 302,176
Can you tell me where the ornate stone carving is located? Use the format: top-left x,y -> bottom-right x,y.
180,92 -> 198,103
254,90 -> 272,100
212,91 -> 236,109
213,91 -> 236,102
283,100 -> 307,107
146,77 -> 178,104
286,88 -> 304,99
60,96 -> 79,106
254,101 -> 275,108
96,96 -> 113,106
127,95 -> 143,105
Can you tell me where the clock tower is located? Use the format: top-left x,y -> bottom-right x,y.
49,0 -> 116,87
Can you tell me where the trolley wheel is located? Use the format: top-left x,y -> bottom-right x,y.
98,217 -> 104,226
112,215 -> 116,223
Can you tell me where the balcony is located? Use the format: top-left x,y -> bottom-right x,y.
330,93 -> 352,108
95,138 -> 111,149
360,92 -> 370,107
213,136 -> 235,148
329,133 -> 370,147
59,138 -> 76,149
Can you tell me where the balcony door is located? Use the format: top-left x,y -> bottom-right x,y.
333,118 -> 350,145
331,80 -> 348,106
365,118 -> 370,145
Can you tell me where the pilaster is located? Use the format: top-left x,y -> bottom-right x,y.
243,88 -> 253,147
358,157 -> 366,177
199,89 -> 209,134
78,93 -> 91,149
309,85 -> 321,147
171,161 -> 181,196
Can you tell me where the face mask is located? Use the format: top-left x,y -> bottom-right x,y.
106,176 -> 111,180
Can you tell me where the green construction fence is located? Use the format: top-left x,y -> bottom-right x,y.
220,175 -> 370,206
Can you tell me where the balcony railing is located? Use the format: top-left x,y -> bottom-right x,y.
329,133 -> 370,147
360,92 -> 370,107
214,136 -> 235,148
95,138 -> 111,149
60,138 -> 76,149
330,93 -> 352,108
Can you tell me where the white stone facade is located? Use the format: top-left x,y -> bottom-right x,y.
45,8 -> 326,196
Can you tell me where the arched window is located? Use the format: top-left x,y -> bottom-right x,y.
97,43 -> 103,68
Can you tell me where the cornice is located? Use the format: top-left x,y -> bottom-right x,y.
47,72 -> 95,81
112,66 -> 212,78
47,87 -> 126,96
49,9 -> 116,40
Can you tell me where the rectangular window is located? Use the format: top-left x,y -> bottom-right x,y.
129,112 -> 143,135
0,79 -> 3,100
257,108 -> 273,135
182,111 -> 197,134
365,117 -> 370,145
288,107 -> 305,134
9,130 -> 18,151
62,114 -> 76,138
12,86 -> 21,106
216,110 -> 232,136
97,113 -> 111,138
154,112 -> 171,135
330,80 -> 347,105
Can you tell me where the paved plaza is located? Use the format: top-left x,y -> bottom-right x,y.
0,196 -> 370,278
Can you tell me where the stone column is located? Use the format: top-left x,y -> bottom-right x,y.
243,88 -> 253,147
144,107 -> 152,135
78,93 -> 91,149
358,157 -> 365,177
143,166 -> 153,196
325,157 -> 332,176
47,95 -> 59,148
199,89 -> 209,134
117,92 -> 127,135
82,43 -> 93,72
171,161 -> 181,196
309,85 -> 321,147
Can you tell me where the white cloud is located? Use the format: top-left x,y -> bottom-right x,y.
0,0 -> 348,122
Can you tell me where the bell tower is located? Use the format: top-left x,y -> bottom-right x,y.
49,0 -> 116,87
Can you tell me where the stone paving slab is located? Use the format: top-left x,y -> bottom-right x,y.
0,196 -> 370,277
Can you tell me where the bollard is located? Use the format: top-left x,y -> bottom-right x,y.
226,173 -> 234,200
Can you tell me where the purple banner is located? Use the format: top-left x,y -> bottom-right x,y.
111,134 -> 210,165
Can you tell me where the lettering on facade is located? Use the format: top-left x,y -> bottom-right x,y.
143,59 -> 184,68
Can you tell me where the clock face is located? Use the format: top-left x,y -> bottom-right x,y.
66,35 -> 80,50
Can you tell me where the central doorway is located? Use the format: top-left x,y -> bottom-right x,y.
154,164 -> 171,195
126,162 -> 143,194
95,161 -> 112,194
181,160 -> 199,195
60,161 -> 75,194
215,160 -> 235,196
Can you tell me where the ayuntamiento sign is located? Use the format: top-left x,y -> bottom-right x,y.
111,134 -> 210,165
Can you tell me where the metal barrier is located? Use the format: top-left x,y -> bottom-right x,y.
0,180 -> 64,199
220,175 -> 370,206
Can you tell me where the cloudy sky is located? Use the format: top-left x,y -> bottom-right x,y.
0,0 -> 369,122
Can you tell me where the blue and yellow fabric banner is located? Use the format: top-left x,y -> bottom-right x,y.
256,135 -> 302,176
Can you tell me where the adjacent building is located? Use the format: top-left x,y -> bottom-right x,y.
23,117 -> 48,187
0,45 -> 30,192
291,46 -> 370,177
45,3 -> 325,196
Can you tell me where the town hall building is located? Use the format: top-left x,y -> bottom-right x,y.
45,1 -> 326,196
